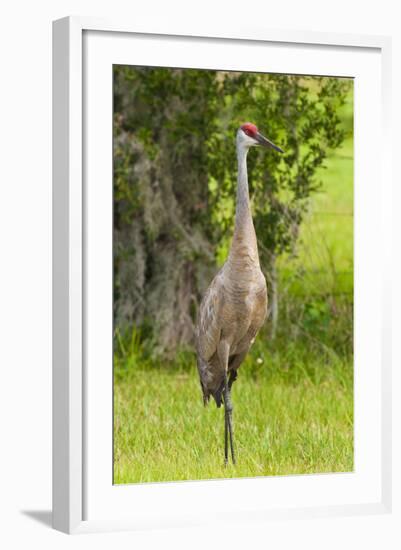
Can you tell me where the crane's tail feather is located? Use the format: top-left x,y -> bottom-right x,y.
197,356 -> 215,406
197,356 -> 239,409
200,384 -> 222,408
212,381 -> 224,408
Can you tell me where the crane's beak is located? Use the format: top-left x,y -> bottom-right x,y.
255,132 -> 284,153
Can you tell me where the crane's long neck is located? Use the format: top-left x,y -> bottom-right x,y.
228,144 -> 259,268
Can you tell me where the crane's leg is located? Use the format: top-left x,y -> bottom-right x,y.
223,372 -> 235,465
218,342 -> 236,465
224,387 -> 229,464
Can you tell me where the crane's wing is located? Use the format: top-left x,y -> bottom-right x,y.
196,269 -> 224,362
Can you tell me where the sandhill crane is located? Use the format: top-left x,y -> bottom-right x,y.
196,122 -> 283,465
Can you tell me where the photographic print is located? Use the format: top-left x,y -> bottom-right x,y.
113,66 -> 353,483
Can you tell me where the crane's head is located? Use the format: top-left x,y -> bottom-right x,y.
237,122 -> 284,153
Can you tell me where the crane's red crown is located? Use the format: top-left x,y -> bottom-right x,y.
240,122 -> 258,138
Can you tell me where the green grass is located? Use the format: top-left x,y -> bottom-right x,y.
278,135 -> 353,301
279,86 -> 354,297
114,344 -> 353,484
292,136 -> 353,272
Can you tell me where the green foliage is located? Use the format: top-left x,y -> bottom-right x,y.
114,66 -> 226,352
208,75 -> 349,267
113,66 -> 352,353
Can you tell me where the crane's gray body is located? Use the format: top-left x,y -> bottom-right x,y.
196,129 -> 268,406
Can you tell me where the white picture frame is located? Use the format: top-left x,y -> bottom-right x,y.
52,16 -> 393,535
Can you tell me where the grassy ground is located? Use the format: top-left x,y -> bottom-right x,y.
114,85 -> 354,484
114,345 -> 353,484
